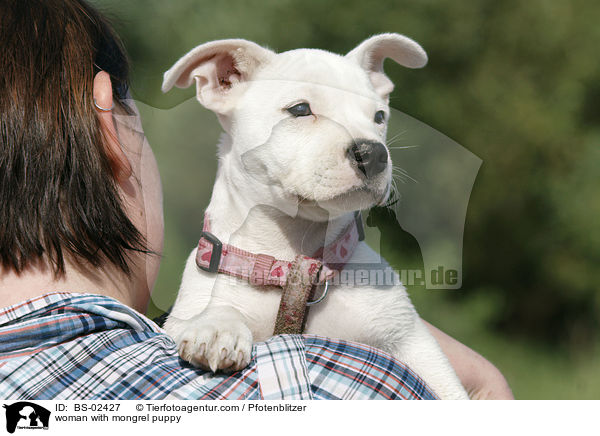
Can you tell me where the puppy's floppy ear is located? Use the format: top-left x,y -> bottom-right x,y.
162,39 -> 275,114
346,33 -> 427,102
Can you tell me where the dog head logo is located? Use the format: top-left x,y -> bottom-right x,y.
3,402 -> 50,433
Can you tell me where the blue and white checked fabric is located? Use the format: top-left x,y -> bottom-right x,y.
0,292 -> 437,400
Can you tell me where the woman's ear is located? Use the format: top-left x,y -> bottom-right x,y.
93,71 -> 132,182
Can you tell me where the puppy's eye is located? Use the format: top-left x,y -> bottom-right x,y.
287,102 -> 312,117
374,110 -> 386,124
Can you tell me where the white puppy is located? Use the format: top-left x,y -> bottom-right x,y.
162,34 -> 469,400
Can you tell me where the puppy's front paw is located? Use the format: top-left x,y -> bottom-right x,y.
173,308 -> 253,373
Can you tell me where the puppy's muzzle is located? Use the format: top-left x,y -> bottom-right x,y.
348,139 -> 388,179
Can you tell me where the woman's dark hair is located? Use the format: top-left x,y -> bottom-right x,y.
0,0 -> 148,276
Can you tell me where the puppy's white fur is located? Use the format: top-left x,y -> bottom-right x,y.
162,34 -> 468,399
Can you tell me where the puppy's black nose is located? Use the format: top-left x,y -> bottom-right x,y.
348,140 -> 388,178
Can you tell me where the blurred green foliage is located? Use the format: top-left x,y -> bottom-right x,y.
91,0 -> 600,398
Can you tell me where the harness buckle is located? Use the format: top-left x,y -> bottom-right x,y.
354,210 -> 365,241
197,231 -> 223,273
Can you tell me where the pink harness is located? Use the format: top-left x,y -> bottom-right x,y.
195,212 -> 364,334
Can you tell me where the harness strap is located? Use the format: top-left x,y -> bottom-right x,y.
273,255 -> 324,335
196,212 -> 364,335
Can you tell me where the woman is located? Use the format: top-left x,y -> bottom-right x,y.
0,0 -> 511,399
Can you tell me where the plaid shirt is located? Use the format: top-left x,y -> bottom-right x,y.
0,292 -> 437,400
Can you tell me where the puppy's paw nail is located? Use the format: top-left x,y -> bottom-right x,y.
237,350 -> 245,367
208,357 -> 220,373
178,340 -> 188,357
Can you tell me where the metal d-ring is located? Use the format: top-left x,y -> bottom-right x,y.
306,280 -> 330,306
